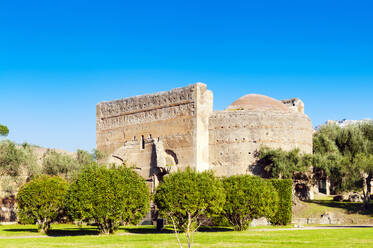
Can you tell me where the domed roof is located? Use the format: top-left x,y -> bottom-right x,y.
227,94 -> 289,112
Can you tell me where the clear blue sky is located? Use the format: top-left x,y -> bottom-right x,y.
1,0 -> 372,152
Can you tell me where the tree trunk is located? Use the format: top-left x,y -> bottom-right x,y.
187,213 -> 192,248
170,215 -> 183,248
363,173 -> 372,210
98,220 -> 110,234
37,218 -> 50,234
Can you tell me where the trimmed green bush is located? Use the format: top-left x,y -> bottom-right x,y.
221,175 -> 279,231
65,164 -> 150,234
154,168 -> 225,247
16,175 -> 69,233
270,179 -> 292,225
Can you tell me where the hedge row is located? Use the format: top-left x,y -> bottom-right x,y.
218,176 -> 292,229
270,179 -> 292,225
155,173 -> 293,231
17,167 -> 292,234
16,165 -> 150,234
221,175 -> 279,230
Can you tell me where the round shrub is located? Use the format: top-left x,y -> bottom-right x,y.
65,165 -> 150,234
221,175 -> 279,231
155,168 -> 225,231
16,175 -> 69,233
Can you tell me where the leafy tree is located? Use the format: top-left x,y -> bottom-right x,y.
0,141 -> 25,177
92,149 -> 107,163
354,154 -> 373,208
259,147 -> 312,179
76,149 -> 94,166
221,175 -> 279,231
313,122 -> 373,206
313,133 -> 339,155
361,122 -> 373,153
315,124 -> 341,142
313,153 -> 344,193
42,150 -> 79,181
21,142 -> 42,178
335,125 -> 368,159
154,168 -> 225,248
65,164 -> 150,234
0,141 -> 40,195
0,124 -> 9,136
16,175 -> 69,233
43,149 -> 99,181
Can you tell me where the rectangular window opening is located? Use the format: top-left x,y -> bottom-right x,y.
141,135 -> 145,149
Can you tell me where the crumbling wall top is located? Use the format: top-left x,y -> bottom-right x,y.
97,83 -> 208,120
281,98 -> 304,113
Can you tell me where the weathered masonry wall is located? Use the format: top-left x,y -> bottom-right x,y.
97,83 -> 313,182
96,83 -> 212,175
208,110 -> 312,177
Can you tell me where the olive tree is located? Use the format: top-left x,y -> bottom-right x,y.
76,149 -> 94,166
313,122 -> 373,205
65,164 -> 150,234
42,150 -> 80,181
154,168 -> 225,248
0,141 -> 26,177
354,153 -> 373,208
221,175 -> 279,231
0,141 -> 40,195
259,147 -> 312,179
16,175 -> 69,233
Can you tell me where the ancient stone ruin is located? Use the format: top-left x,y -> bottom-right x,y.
96,83 -> 313,192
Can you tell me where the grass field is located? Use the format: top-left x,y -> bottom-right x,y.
293,198 -> 373,224
0,224 -> 372,248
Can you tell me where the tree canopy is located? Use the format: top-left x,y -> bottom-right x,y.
313,122 -> 373,200
259,121 -> 373,207
42,149 -> 96,182
16,175 -> 69,233
154,168 -> 225,248
259,147 -> 312,179
221,175 -> 279,231
0,141 -> 39,195
65,164 -> 150,234
0,124 -> 9,136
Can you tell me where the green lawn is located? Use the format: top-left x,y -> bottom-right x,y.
0,224 -> 372,248
293,200 -> 373,224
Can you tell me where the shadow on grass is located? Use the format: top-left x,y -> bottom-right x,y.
3,228 -> 39,233
198,226 -> 233,232
121,226 -> 233,234
121,226 -> 173,234
306,200 -> 373,216
46,228 -> 100,237
3,228 -> 100,237
3,224 -> 234,237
